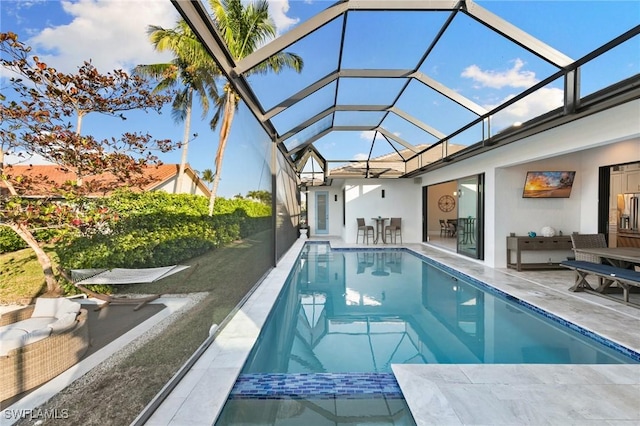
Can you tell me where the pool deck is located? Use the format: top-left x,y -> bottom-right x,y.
144,237 -> 640,425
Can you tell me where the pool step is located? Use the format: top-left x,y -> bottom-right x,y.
229,372 -> 403,399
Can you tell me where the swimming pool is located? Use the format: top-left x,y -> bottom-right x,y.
215,243 -> 639,424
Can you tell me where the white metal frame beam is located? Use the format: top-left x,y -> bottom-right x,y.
173,0 -> 579,171
462,0 -> 573,68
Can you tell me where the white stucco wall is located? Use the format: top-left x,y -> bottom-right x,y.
155,175 -> 208,197
305,187 -> 344,236
306,99 -> 639,267
419,100 -> 639,267
307,179 -> 422,243
342,179 -> 422,243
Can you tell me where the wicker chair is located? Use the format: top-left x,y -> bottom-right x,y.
570,233 -> 607,288
356,218 -> 374,244
385,217 -> 403,244
0,305 -> 89,401
570,233 -> 607,263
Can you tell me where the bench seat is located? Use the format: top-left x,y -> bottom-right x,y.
560,260 -> 640,303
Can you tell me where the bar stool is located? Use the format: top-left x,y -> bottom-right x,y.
356,218 -> 374,244
384,217 -> 402,244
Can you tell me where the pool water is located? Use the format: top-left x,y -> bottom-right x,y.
216,243 -> 638,424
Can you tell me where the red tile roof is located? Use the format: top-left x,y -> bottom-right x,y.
1,163 -> 209,197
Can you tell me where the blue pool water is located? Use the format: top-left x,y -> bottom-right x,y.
216,243 -> 638,424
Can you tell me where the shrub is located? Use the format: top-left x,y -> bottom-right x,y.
0,226 -> 66,254
0,227 -> 25,253
57,191 -> 272,271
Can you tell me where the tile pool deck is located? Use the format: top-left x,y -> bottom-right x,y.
144,237 -> 640,425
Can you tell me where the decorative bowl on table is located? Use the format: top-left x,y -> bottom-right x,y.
540,226 -> 556,237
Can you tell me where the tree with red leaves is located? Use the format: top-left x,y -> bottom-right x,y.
0,32 -> 176,294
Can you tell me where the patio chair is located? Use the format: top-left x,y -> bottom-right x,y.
356,218 -> 375,244
385,217 -> 402,244
570,233 -> 607,288
570,233 -> 607,263
447,219 -> 457,237
439,219 -> 448,237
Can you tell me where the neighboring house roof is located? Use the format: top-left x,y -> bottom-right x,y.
325,143 -> 467,180
1,164 -> 211,198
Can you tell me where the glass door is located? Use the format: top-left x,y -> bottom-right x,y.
456,174 -> 484,259
315,191 -> 329,234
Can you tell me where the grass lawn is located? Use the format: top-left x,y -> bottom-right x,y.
0,248 -> 54,304
9,229 -> 276,425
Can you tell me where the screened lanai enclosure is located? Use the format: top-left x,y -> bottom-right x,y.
174,0 -> 638,190
129,1 -> 638,424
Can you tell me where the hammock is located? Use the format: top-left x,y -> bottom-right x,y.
71,265 -> 190,285
62,265 -> 194,311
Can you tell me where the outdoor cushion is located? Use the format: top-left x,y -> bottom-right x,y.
22,327 -> 52,346
0,324 -> 54,356
48,312 -> 79,334
0,317 -> 56,333
31,298 -> 81,319
0,329 -> 29,356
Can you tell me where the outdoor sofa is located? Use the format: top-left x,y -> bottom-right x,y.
0,298 -> 89,401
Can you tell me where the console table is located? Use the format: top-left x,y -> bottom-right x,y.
506,235 -> 573,271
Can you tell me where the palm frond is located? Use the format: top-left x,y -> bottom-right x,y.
170,89 -> 190,123
250,52 -> 304,75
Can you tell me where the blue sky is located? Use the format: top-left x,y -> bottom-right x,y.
1,0 -> 639,196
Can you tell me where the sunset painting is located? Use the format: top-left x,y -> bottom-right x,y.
522,171 -> 576,198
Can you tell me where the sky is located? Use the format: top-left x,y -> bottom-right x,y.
1,0 -> 639,196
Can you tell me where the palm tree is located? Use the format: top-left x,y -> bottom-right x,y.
135,21 -> 219,193
206,0 -> 303,214
200,168 -> 216,214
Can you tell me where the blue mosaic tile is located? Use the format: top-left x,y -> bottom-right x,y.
229,372 -> 403,400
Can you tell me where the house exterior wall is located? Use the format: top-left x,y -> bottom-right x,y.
306,187 -> 343,237
154,175 -> 208,197
307,179 -> 422,243
306,99 -> 639,268
418,99 -> 640,268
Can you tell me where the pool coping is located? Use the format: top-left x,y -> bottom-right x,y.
144,239 -> 640,425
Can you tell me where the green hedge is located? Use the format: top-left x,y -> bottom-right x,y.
56,191 -> 272,270
0,227 -> 64,254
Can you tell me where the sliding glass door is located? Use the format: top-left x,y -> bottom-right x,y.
456,174 -> 484,259
423,174 -> 484,260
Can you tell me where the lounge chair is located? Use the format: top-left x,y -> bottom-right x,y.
0,298 -> 89,400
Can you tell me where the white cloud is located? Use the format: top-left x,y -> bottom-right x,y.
267,0 -> 300,36
20,1 -> 300,73
359,130 -> 375,140
461,59 -> 537,89
27,0 -> 178,74
460,59 -> 563,131
353,153 -> 368,161
4,152 -> 55,166
486,87 -> 564,130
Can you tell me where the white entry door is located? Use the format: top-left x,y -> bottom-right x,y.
315,191 -> 329,234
